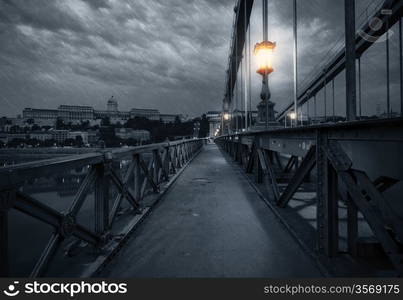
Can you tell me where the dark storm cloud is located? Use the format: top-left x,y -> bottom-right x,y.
81,0 -> 111,9
0,0 -> 399,117
0,0 -> 85,33
0,0 -> 235,116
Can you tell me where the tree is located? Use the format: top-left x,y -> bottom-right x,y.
56,118 -> 65,130
81,120 -> 90,130
9,125 -> 23,133
174,115 -> 181,124
75,135 -> 84,147
31,124 -> 41,131
63,138 -> 76,146
7,138 -> 26,148
41,139 -> 56,147
101,117 -> 111,126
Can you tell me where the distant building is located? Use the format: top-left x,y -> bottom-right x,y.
0,117 -> 9,126
94,110 -> 131,121
107,96 -> 118,112
87,130 -> 100,145
130,108 -> 160,120
51,130 -> 69,143
96,96 -> 130,121
160,114 -> 177,124
68,131 -> 89,144
20,98 -> 182,125
23,108 -> 58,120
3,131 -> 89,144
0,133 -> 7,144
0,117 -> 11,132
115,128 -> 150,141
134,130 -> 151,141
2,133 -> 29,143
29,132 -> 53,141
58,105 -> 94,122
206,111 -> 221,137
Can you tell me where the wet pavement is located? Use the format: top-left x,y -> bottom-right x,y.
101,144 -> 322,277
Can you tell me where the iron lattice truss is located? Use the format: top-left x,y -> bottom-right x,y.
216,118 -> 403,275
0,139 -> 205,277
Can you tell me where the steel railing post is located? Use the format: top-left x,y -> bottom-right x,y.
0,190 -> 14,277
94,158 -> 111,237
152,149 -> 159,185
133,154 -> 141,203
347,193 -> 358,257
316,129 -> 339,257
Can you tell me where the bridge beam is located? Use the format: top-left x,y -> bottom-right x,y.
344,0 -> 357,121
224,0 -> 254,105
316,131 -> 339,257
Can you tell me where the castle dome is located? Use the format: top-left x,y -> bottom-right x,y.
107,96 -> 118,112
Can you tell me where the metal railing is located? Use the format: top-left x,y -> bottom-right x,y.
216,118 -> 403,275
0,138 -> 204,277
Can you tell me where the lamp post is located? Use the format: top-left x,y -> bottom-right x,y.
222,111 -> 231,135
222,99 -> 230,135
254,0 -> 276,129
254,41 -> 276,129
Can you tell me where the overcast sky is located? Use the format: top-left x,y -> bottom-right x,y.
0,0 -> 400,118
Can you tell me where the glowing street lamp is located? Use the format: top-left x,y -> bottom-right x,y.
285,111 -> 296,127
221,111 -> 231,135
254,41 -> 276,76
288,112 -> 297,120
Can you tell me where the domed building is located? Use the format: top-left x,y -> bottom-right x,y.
107,96 -> 118,112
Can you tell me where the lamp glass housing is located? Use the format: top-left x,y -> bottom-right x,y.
254,41 -> 276,75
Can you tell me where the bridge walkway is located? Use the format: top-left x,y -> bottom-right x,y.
101,144 -> 322,277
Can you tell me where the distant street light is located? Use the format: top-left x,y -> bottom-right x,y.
285,111 -> 297,127
223,113 -> 231,121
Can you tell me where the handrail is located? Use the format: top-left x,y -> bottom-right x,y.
0,139 -> 203,190
217,118 -> 403,142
